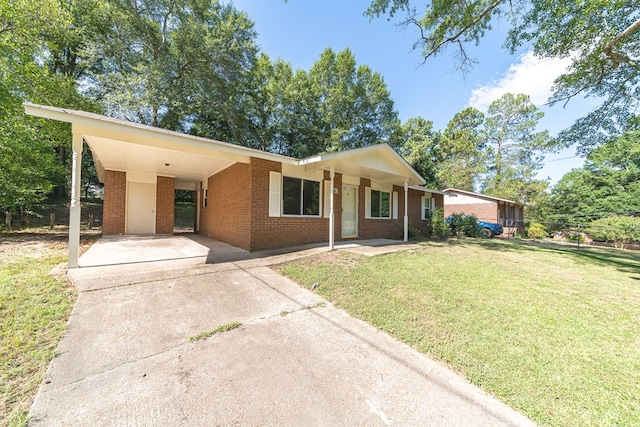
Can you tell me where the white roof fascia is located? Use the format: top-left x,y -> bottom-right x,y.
408,185 -> 447,196
443,188 -> 524,205
24,103 -> 298,165
298,143 -> 426,186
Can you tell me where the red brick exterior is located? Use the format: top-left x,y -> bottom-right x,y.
249,158 -> 329,251
200,162 -> 253,250
445,202 -> 499,223
358,179 -> 403,240
102,159 -> 443,249
444,199 -> 525,236
155,176 -> 175,235
102,170 -> 126,235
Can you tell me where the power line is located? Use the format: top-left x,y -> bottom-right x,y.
542,155 -> 581,164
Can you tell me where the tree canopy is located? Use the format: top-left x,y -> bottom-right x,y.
366,0 -> 640,151
0,1 -> 405,218
549,130 -> 640,225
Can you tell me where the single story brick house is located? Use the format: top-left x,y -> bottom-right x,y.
443,188 -> 525,236
25,104 -> 445,267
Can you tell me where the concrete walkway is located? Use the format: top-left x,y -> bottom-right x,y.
29,236 -> 535,426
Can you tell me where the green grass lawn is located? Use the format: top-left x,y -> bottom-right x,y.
276,238 -> 640,427
0,237 -> 75,426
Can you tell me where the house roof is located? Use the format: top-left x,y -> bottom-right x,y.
443,188 -> 525,206
299,144 -> 426,187
408,185 -> 447,195
25,104 -> 425,188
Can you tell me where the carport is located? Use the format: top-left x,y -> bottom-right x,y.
24,103 -> 295,267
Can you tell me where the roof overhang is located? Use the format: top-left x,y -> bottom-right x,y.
24,104 -> 427,188
443,187 -> 525,206
299,144 -> 426,187
408,185 -> 447,195
24,104 -> 297,184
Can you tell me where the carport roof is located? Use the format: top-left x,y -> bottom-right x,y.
24,103 -> 425,187
24,103 -> 297,185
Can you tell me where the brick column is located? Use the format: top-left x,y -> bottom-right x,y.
155,176 -> 175,235
102,170 -> 126,235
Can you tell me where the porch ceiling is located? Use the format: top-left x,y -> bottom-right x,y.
86,135 -> 236,183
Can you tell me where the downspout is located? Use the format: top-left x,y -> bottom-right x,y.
68,133 -> 83,268
329,165 -> 335,250
403,179 -> 409,242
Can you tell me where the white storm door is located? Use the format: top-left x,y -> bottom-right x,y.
341,185 -> 358,237
127,182 -> 156,234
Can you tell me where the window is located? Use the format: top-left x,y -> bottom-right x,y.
282,176 -> 320,216
370,189 -> 391,218
421,196 -> 433,220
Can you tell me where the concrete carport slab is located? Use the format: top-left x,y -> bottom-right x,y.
28,236 -> 535,426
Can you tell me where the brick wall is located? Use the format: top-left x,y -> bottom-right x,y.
102,170 -> 126,235
444,202 -> 498,223
434,194 -> 444,210
155,176 -> 174,234
406,188 -> 425,234
357,179 -> 404,240
249,158 -> 330,251
200,162 -> 253,250
197,157 -> 434,250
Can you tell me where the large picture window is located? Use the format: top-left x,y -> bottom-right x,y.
370,189 -> 391,218
282,176 -> 320,216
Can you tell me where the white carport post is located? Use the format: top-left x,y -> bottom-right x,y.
68,133 -> 83,268
403,179 -> 409,242
329,165 -> 335,250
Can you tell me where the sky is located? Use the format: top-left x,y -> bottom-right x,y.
231,0 -> 601,185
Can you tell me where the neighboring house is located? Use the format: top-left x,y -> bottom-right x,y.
443,188 -> 525,236
25,104 -> 444,267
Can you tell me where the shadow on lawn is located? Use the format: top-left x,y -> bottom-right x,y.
439,237 -> 640,276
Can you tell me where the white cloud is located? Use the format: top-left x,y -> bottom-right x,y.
469,52 -> 572,110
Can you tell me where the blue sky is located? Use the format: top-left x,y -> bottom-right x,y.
231,0 -> 600,185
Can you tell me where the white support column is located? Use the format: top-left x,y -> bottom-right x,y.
403,179 -> 409,242
329,165 -> 335,250
68,133 -> 83,268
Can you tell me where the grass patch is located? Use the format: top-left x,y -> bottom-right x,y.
0,239 -> 75,426
276,238 -> 640,427
189,321 -> 241,342
279,302 -> 327,317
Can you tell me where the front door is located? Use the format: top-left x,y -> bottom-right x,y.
127,182 -> 156,234
341,185 -> 357,237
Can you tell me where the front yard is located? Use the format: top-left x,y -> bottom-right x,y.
0,230 -> 97,426
276,239 -> 640,427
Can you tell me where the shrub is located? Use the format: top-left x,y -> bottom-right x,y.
526,222 -> 548,239
448,213 -> 480,237
431,208 -> 449,239
586,216 -> 640,248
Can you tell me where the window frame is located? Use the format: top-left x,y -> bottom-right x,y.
421,196 -> 434,220
370,189 -> 391,219
281,175 -> 321,217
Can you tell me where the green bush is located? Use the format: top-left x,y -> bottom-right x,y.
431,208 -> 450,239
448,213 -> 480,237
526,222 -> 548,239
586,216 -> 640,248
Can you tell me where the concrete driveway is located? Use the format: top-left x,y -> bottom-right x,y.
29,235 -> 534,426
